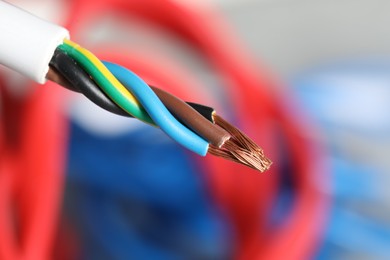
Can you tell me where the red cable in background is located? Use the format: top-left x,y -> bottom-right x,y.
66,1 -> 330,259
0,81 -> 68,260
0,0 -> 330,259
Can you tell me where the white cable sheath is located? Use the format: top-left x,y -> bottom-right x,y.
0,0 -> 69,84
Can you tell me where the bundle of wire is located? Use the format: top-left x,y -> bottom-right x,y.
47,39 -> 272,172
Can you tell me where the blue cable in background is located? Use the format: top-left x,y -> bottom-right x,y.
65,121 -> 233,259
292,62 -> 390,259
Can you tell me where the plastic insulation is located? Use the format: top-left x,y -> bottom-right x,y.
47,49 -> 222,142
46,67 -> 80,93
48,53 -> 217,122
48,48 -> 222,149
58,40 -> 154,124
49,49 -> 129,116
103,61 -> 209,156
48,64 -> 218,124
0,1 -> 69,83
185,102 -> 215,122
48,49 -> 224,145
151,87 -> 230,147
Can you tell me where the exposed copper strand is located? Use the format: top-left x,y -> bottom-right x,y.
208,114 -> 272,172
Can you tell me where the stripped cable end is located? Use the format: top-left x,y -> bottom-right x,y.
208,115 -> 272,172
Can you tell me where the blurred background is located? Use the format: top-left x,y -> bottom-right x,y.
1,0 -> 390,259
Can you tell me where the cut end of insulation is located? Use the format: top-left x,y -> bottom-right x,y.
208,115 -> 272,172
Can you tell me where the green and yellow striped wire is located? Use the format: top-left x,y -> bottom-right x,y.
58,39 -> 154,125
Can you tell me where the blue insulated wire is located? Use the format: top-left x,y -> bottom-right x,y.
102,61 -> 209,156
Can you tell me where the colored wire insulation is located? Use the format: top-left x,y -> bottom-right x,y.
102,61 -> 209,156
46,67 -> 80,93
49,49 -> 129,117
48,47 -> 228,150
58,40 -> 228,149
150,87 -> 230,147
47,59 -> 217,121
56,41 -> 210,155
184,102 -> 215,122
48,48 -> 217,123
48,51 -> 230,147
58,40 -> 153,124
47,60 -> 269,170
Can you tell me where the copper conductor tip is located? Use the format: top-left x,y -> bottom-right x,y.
208,115 -> 272,172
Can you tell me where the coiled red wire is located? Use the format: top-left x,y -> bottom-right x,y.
0,0 -> 330,259
0,80 -> 68,260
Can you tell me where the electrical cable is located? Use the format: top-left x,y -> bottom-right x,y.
58,40 -> 226,148
47,60 -> 217,121
48,50 -> 231,147
47,46 -> 269,167
48,49 -> 218,122
48,44 -> 269,163
51,44 -> 271,169
49,49 -> 229,147
53,44 -> 210,156
58,40 -> 153,124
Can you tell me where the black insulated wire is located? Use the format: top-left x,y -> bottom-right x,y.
50,49 -> 130,117
185,102 -> 215,122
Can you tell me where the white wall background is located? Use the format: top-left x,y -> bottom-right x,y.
215,0 -> 390,77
